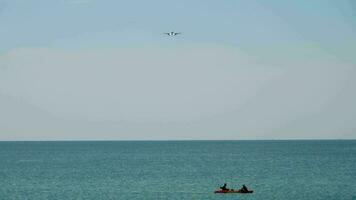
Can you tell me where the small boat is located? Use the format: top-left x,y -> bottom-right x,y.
214,189 -> 253,194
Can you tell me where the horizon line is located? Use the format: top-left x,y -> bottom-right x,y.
0,138 -> 355,142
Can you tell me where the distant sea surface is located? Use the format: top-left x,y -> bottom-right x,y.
0,140 -> 355,200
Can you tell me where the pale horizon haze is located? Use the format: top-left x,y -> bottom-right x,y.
1,0 -> 356,140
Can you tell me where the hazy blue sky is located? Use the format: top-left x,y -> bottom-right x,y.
1,0 -> 356,140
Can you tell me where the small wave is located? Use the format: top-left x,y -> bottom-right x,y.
17,159 -> 43,163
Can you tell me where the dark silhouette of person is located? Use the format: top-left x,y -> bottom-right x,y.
241,184 -> 249,192
220,183 -> 228,191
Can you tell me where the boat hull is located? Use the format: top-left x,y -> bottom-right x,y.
214,190 -> 253,194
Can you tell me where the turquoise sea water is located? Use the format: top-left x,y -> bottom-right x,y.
0,140 -> 355,200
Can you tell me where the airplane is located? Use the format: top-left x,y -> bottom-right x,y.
164,32 -> 181,36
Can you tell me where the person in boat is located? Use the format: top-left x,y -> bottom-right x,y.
220,183 -> 229,191
240,184 -> 249,193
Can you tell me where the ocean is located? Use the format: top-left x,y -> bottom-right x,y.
0,140 -> 355,200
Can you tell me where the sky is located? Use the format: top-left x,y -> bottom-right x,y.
0,0 -> 356,140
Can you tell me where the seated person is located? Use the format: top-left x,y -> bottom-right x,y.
240,184 -> 249,193
220,183 -> 229,191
